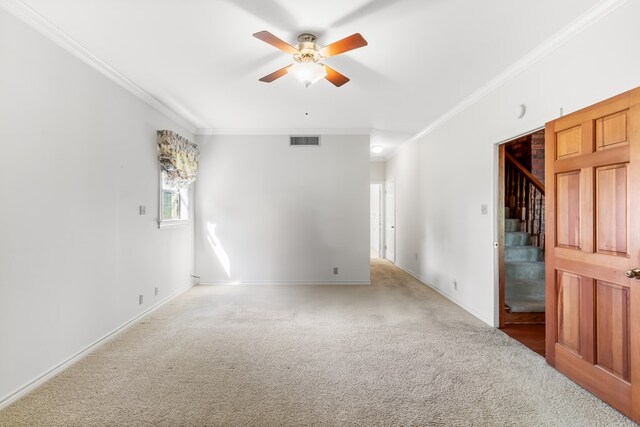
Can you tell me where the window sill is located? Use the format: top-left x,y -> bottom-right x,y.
158,219 -> 190,229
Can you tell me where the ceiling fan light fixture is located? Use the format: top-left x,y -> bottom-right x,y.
254,31 -> 367,87
287,62 -> 327,88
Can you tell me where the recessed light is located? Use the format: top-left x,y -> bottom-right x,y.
370,145 -> 383,154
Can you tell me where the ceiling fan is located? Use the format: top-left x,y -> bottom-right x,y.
253,31 -> 368,88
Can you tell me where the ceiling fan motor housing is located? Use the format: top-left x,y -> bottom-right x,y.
294,33 -> 322,63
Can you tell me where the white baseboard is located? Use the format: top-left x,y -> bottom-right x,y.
394,263 -> 494,327
199,280 -> 371,286
0,281 -> 195,411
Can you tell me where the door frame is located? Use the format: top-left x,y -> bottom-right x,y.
495,127 -> 545,328
498,144 -> 506,328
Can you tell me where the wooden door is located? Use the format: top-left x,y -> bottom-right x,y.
545,87 -> 640,422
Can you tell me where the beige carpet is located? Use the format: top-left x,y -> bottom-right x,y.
0,259 -> 635,426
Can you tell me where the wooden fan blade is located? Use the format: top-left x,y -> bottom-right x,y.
323,65 -> 350,87
319,33 -> 368,58
253,31 -> 299,55
259,64 -> 292,83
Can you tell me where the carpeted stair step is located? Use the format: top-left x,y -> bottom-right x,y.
504,205 -> 546,313
505,278 -> 545,299
505,278 -> 545,313
506,297 -> 546,313
505,246 -> 543,262
505,232 -> 531,246
506,261 -> 545,280
505,218 -> 520,232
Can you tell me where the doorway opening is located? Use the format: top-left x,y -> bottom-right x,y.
498,129 -> 546,356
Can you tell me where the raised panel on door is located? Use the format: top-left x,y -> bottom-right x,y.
596,110 -> 629,150
596,281 -> 630,381
556,271 -> 581,354
556,171 -> 581,249
556,126 -> 582,159
596,164 -> 629,256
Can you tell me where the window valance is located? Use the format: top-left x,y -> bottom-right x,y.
157,130 -> 200,187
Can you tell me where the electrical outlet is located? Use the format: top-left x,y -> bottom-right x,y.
155,287 -> 159,297
333,267 -> 339,275
139,205 -> 146,215
139,294 -> 144,305
481,204 -> 488,215
453,280 -> 458,291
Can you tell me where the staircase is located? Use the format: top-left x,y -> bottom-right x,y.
503,149 -> 546,321
504,206 -> 545,313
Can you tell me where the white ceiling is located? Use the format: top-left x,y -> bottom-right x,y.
13,0 -> 602,157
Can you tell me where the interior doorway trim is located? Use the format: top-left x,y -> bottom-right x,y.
495,126 -> 544,329
498,145 -> 506,327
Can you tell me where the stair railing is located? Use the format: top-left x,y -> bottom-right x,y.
505,152 -> 545,249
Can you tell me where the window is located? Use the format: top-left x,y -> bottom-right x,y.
156,129 -> 198,227
159,170 -> 190,227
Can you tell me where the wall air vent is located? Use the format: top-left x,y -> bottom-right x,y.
290,136 -> 320,146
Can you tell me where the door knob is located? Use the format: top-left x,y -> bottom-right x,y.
624,268 -> 640,279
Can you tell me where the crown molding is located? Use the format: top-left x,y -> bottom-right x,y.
196,127 -> 373,136
0,0 -> 199,134
392,0 -> 630,159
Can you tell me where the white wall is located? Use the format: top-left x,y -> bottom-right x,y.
370,161 -> 386,182
0,9 -> 195,404
386,1 -> 640,326
370,184 -> 382,256
195,134 -> 370,284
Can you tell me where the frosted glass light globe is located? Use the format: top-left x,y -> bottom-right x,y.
288,62 -> 327,87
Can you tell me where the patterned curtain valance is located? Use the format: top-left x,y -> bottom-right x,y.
157,130 -> 200,187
